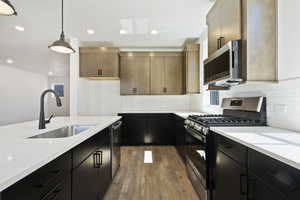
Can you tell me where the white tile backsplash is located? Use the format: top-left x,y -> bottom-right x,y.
78,79 -> 190,115
190,78 -> 300,132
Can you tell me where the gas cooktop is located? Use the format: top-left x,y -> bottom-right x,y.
188,114 -> 266,127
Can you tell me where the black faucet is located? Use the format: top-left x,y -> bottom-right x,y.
39,89 -> 62,129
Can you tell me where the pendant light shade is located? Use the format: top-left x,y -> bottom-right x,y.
0,0 -> 17,16
49,0 -> 75,54
49,31 -> 75,54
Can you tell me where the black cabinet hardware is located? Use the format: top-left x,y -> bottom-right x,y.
240,174 -> 247,196
98,69 -> 102,76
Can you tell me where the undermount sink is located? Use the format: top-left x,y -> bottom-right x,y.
28,125 -> 96,139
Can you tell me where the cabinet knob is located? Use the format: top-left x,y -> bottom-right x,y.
98,69 -> 102,76
217,37 -> 225,49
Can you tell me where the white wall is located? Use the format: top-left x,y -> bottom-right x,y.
0,65 -> 47,126
190,0 -> 300,132
277,0 -> 300,80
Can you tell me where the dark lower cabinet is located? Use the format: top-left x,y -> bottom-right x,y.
41,176 -> 71,200
119,114 -> 148,145
72,128 -> 111,200
214,150 -> 247,200
72,152 -> 99,200
1,125 -> 115,200
248,173 -> 286,200
119,113 -> 175,145
1,152 -> 72,200
174,115 -> 186,161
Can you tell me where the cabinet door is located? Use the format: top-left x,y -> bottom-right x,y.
80,51 -> 100,77
215,150 -> 247,200
120,114 -> 148,145
147,114 -> 175,145
165,56 -> 183,94
120,56 -> 136,95
207,1 -> 222,56
97,129 -> 112,199
175,116 -> 186,161
100,51 -> 119,77
40,176 -> 71,200
72,153 -> 99,200
150,56 -> 165,94
220,0 -> 242,45
135,56 -> 150,95
248,174 -> 286,200
185,47 -> 200,94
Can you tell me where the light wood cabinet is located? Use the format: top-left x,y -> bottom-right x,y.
184,44 -> 200,94
120,53 -> 150,95
206,0 -> 277,83
150,53 -> 183,95
80,47 -> 119,79
150,56 -> 165,94
207,0 -> 242,56
120,52 -> 183,95
164,56 -> 183,94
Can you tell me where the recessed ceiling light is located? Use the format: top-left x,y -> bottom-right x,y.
15,25 -> 24,31
86,29 -> 95,35
48,71 -> 54,76
151,29 -> 158,35
6,59 -> 13,64
120,29 -> 127,34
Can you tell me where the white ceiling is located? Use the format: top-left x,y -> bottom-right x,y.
0,0 -> 213,75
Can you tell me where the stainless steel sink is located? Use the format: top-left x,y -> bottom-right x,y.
28,125 -> 96,139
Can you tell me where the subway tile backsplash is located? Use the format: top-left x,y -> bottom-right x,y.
190,78 -> 300,132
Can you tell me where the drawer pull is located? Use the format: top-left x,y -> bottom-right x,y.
248,178 -> 256,200
50,169 -> 60,174
93,151 -> 103,168
41,188 -> 62,200
240,174 -> 247,196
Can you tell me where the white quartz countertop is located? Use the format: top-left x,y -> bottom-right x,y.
119,111 -> 206,119
211,126 -> 300,170
0,116 -> 121,192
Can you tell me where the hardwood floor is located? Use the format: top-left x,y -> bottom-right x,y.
104,146 -> 200,200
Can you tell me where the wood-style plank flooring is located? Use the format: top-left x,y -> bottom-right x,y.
104,146 -> 200,200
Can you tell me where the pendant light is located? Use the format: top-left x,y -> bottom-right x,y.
48,0 -> 75,54
0,0 -> 17,16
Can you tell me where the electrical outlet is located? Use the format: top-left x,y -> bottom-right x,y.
273,104 -> 288,115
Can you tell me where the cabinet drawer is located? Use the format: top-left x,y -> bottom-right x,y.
248,149 -> 300,199
72,133 -> 101,168
2,152 -> 71,200
40,175 -> 71,200
215,134 -> 247,166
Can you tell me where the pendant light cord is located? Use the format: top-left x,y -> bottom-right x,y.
61,0 -> 64,32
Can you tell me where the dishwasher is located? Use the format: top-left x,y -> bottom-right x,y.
111,120 -> 122,179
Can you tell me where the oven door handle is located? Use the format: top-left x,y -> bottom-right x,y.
185,125 -> 206,143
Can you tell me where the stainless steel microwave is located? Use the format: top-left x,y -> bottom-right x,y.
204,40 -> 245,87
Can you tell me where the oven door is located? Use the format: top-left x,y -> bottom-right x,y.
185,126 -> 208,187
185,126 -> 209,200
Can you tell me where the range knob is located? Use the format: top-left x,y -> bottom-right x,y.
202,127 -> 209,135
194,124 -> 202,132
185,120 -> 191,125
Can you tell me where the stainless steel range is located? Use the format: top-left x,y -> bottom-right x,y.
185,97 -> 267,200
